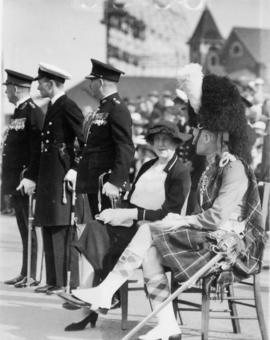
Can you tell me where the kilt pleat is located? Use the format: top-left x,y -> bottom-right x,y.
151,226 -> 215,282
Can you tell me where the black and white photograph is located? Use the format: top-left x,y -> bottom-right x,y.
0,0 -> 269,339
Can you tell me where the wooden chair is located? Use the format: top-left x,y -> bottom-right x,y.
120,276 -> 151,330
172,181 -> 270,340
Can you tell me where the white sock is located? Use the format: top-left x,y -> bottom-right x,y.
139,304 -> 181,340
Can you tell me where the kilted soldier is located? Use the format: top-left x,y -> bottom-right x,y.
34,63 -> 85,295
68,65 -> 266,340
2,69 -> 43,287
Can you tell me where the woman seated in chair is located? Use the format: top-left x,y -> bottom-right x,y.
63,119 -> 192,331
66,67 -> 266,340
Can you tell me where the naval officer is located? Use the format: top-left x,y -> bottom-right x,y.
34,63 -> 85,294
2,69 -> 43,287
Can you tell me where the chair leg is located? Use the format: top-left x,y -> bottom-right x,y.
120,281 -> 129,330
201,278 -> 210,340
171,278 -> 184,325
254,275 -> 268,340
227,284 -> 241,333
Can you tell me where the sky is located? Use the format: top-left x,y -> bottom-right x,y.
0,0 -> 270,119
1,0 -> 106,86
2,0 -> 270,86
205,0 -> 270,36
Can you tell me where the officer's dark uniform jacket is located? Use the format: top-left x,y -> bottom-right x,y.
76,93 -> 135,194
1,98 -> 43,195
35,95 -> 84,227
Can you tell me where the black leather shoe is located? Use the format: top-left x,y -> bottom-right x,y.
111,292 -> 121,309
58,292 -> 91,307
4,275 -> 25,285
168,335 -> 182,340
46,286 -> 64,295
65,312 -> 98,331
58,291 -> 119,313
14,277 -> 40,288
35,284 -> 54,293
62,302 -> 81,310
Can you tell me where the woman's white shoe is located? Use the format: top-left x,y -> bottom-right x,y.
72,287 -> 112,310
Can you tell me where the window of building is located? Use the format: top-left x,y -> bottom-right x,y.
211,55 -> 217,66
230,41 -> 243,57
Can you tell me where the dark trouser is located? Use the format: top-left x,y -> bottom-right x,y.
42,226 -> 79,288
102,224 -> 138,279
87,193 -> 111,217
86,192 -> 132,282
12,194 -> 37,279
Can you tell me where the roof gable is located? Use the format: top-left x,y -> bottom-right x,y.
188,7 -> 223,45
227,27 -> 270,65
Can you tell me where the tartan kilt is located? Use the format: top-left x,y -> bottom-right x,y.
151,226 -> 216,283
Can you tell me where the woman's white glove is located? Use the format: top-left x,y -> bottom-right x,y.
16,178 -> 36,195
97,208 -> 137,227
64,169 -> 77,191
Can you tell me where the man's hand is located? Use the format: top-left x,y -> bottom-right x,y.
163,212 -> 189,230
150,213 -> 188,230
64,169 -> 77,191
102,182 -> 119,200
16,178 -> 36,195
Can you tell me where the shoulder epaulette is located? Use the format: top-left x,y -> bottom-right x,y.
29,101 -> 37,109
20,102 -> 28,110
112,98 -> 121,105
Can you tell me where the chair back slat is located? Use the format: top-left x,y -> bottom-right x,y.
260,182 -> 270,230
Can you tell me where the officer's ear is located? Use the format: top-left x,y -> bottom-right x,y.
205,131 -> 218,145
203,130 -> 216,144
99,79 -> 104,88
14,85 -> 19,95
49,79 -> 57,89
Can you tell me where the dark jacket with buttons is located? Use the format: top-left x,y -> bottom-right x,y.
128,153 -> 191,221
1,98 -> 43,195
73,153 -> 192,273
76,93 -> 135,194
35,95 -> 85,226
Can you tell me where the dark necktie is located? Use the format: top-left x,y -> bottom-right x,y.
47,101 -> 52,111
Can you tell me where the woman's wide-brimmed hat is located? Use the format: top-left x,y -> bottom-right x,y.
145,120 -> 192,144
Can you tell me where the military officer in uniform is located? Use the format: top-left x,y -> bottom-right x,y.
75,59 -> 135,215
33,63 -> 85,295
2,69 -> 43,287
